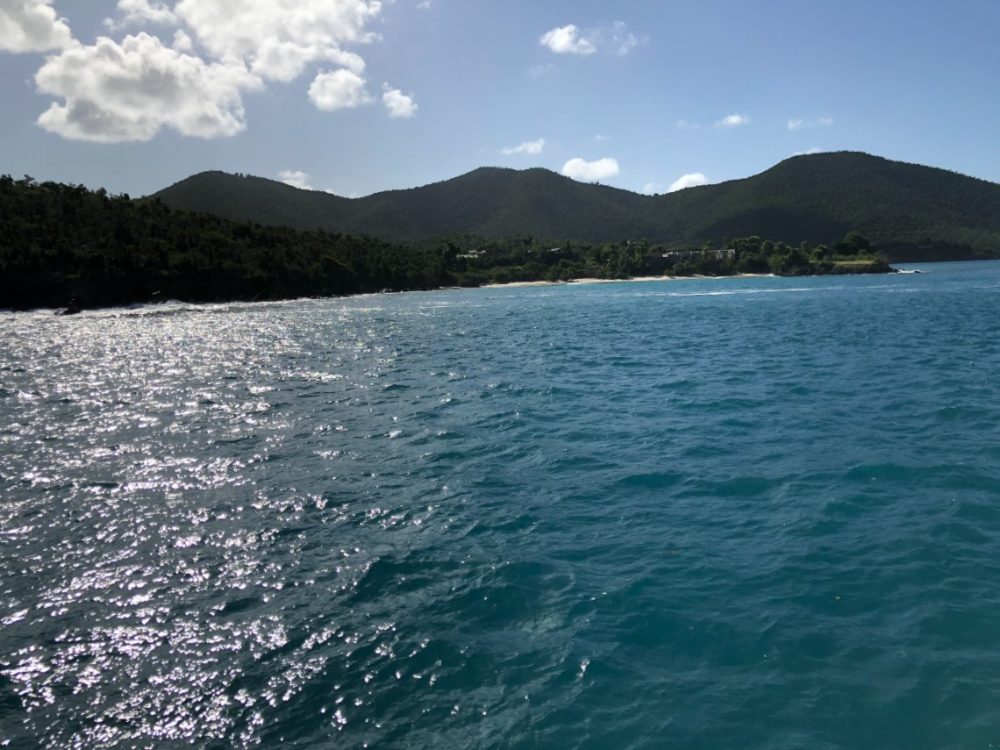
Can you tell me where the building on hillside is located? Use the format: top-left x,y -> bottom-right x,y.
663,248 -> 735,262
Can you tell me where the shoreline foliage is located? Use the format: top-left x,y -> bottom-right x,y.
2,175 -> 891,311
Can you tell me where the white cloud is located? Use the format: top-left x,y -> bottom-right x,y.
676,119 -> 700,130
7,0 -> 409,141
308,68 -> 371,111
103,0 -> 383,86
279,169 -> 313,189
540,21 -> 645,56
173,0 -> 379,82
382,83 -> 417,118
172,29 -> 193,51
607,20 -> 643,56
793,147 -> 825,156
788,116 -> 834,131
716,113 -> 750,128
501,138 -> 545,156
107,0 -> 177,28
540,24 -> 595,55
594,133 -> 611,141
34,32 -> 262,142
416,0 -> 432,8
668,172 -> 709,193
562,157 -> 620,182
0,0 -> 73,53
642,182 -> 665,195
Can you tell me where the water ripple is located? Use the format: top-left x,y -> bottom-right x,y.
3,265 -> 1000,748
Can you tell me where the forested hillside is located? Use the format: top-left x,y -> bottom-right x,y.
0,175 -> 890,311
154,152 -> 1000,259
0,176 -> 449,310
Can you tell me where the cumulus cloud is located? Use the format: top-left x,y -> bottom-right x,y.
107,0 -> 177,28
788,116 -> 834,131
279,170 -> 313,190
309,68 -> 371,111
0,0 -> 73,53
34,32 -> 262,142
793,147 -> 825,156
540,21 -> 645,56
173,0 -> 378,82
382,84 -> 417,118
668,173 -> 709,193
716,113 -> 750,128
0,0 -> 406,142
562,157 -> 620,182
539,24 -> 595,55
8,0 -> 406,140
501,138 -> 545,156
172,29 -> 193,51
642,182 -> 665,195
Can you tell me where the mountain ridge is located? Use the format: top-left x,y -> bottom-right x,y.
153,152 -> 1000,260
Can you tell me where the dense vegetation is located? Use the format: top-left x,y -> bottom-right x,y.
0,176 -> 450,310
1,175 -> 891,311
154,152 -> 1000,260
440,234 -> 890,287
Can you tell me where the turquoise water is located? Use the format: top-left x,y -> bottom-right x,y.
3,262 -> 1000,748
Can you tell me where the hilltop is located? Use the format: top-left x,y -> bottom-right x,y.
1,174 -> 888,312
153,152 -> 1000,260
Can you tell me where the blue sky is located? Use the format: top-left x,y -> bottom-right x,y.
2,0 -> 999,197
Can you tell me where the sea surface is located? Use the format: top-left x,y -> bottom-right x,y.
3,262 -> 1000,749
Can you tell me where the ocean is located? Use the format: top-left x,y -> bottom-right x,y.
3,262 -> 1000,749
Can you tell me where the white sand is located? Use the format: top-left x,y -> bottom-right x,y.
483,274 -> 774,289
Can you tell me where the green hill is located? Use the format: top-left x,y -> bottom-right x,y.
0,176 -> 451,310
153,152 -> 1000,260
0,174 -> 890,312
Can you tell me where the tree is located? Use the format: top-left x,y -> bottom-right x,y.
836,231 -> 872,255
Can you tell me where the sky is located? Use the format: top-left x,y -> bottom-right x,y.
2,0 -> 1000,198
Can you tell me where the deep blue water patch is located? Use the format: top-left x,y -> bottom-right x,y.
2,263 -> 1000,748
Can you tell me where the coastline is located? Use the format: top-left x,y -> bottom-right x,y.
6,268 -> 902,314
483,273 -> 777,289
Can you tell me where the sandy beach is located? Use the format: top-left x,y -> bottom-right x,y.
483,273 -> 775,289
